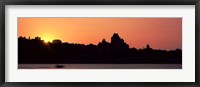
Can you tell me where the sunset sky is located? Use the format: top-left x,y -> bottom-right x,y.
18,18 -> 182,50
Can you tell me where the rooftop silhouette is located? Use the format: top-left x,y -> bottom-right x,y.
18,33 -> 182,64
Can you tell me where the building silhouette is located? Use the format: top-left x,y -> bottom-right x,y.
111,33 -> 129,50
53,39 -> 62,44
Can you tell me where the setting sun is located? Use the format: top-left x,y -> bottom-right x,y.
44,39 -> 50,43
42,37 -> 52,43
41,34 -> 54,43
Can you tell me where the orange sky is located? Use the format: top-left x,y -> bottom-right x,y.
18,18 -> 182,50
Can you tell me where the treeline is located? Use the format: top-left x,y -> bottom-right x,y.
18,33 -> 182,64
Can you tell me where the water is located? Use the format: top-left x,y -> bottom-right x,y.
18,64 -> 182,69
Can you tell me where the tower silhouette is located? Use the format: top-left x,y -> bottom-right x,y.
111,33 -> 129,49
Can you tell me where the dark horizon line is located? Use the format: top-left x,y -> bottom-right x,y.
18,36 -> 182,51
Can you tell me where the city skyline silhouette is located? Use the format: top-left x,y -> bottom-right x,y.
18,32 -> 182,51
18,33 -> 182,64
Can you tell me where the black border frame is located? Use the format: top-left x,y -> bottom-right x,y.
0,0 -> 200,87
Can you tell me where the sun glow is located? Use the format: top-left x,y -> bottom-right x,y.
42,37 -> 52,43
44,39 -> 50,43
41,34 -> 54,43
